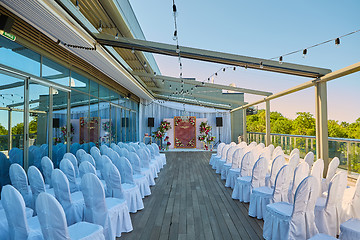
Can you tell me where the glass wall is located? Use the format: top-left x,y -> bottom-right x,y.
0,34 -> 139,183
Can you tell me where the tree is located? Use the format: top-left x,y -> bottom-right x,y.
328,120 -> 348,138
11,123 -> 24,135
291,112 -> 316,136
0,124 -> 8,135
347,118 -> 360,139
272,117 -> 293,134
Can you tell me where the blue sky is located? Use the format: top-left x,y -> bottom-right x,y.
129,0 -> 360,123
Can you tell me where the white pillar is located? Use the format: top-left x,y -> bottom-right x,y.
265,100 -> 271,146
242,109 -> 247,143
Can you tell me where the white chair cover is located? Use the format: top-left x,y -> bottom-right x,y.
151,142 -> 166,166
40,156 -> 53,188
288,162 -> 309,203
215,145 -> 231,173
225,148 -> 244,188
81,173 -> 133,240
287,153 -> 300,186
9,163 -> 32,208
315,171 -> 347,237
212,144 -> 230,170
28,166 -> 55,211
127,152 -> 151,198
266,155 -> 285,188
272,146 -> 282,159
1,185 -> 43,240
79,160 -> 97,178
91,149 -> 103,170
321,157 -> 340,194
63,152 -> 80,178
82,154 -> 96,167
104,162 -> 144,213
339,218 -> 360,240
232,157 -> 267,203
0,152 -> 10,188
308,233 -> 337,240
248,165 -> 290,219
118,148 -> 130,159
136,148 -> 157,185
220,146 -> 239,180
76,149 -> 87,163
240,151 -> 255,177
60,158 -> 80,193
100,145 -> 108,155
263,176 -> 319,240
36,192 -> 105,240
311,159 -> 324,197
209,143 -> 225,166
51,169 -> 84,226
304,151 -> 315,168
341,177 -> 360,222
90,146 -> 100,155
289,148 -> 300,158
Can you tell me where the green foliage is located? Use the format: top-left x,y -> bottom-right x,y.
11,123 -> 24,135
0,124 -> 8,135
247,110 -> 359,139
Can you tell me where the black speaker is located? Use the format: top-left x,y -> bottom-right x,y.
216,117 -> 223,127
148,117 -> 154,127
53,118 -> 60,128
0,15 -> 14,32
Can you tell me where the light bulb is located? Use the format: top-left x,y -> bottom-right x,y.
176,45 -> 180,53
260,61 -> 264,69
279,56 -> 283,64
303,49 -> 307,58
115,33 -> 119,39
131,48 -> 135,54
144,61 -> 147,68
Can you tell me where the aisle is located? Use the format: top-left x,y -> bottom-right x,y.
120,151 -> 263,240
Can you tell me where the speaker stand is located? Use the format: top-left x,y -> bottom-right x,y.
214,127 -> 222,147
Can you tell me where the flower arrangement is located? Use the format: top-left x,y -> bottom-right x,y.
153,120 -> 171,140
80,118 -> 86,127
175,137 -> 184,147
198,121 -> 215,150
187,138 -> 195,147
60,124 -> 74,142
102,121 -> 111,132
53,137 -> 62,144
164,136 -> 171,150
175,118 -> 182,126
189,117 -> 196,126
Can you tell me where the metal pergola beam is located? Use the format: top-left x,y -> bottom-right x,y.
95,33 -> 332,78
148,87 -> 246,105
230,61 -> 360,112
133,72 -> 272,96
154,94 -> 232,110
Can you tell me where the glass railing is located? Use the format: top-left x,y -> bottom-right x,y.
248,132 -> 360,179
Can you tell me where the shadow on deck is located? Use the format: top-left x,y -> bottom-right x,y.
120,151 -> 263,240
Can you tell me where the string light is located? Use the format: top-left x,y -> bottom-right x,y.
97,20 -> 102,32
259,61 -> 264,69
279,56 -> 283,64
144,61 -> 147,68
75,0 -> 80,10
115,33 -> 119,39
131,48 -> 135,54
335,38 -> 340,46
302,49 -> 307,58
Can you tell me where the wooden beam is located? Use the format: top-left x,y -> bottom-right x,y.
149,87 -> 246,105
134,72 -> 272,96
95,33 -> 331,78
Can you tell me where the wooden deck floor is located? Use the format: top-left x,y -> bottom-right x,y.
120,151 -> 263,240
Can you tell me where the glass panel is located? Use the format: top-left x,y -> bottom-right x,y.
70,90 -> 89,148
90,79 -> 99,98
28,81 -> 50,169
53,88 -> 69,157
71,71 -> 89,94
42,57 -> 70,86
99,101 -> 110,145
0,73 -> 24,164
99,85 -> 109,101
89,96 -> 100,146
111,105 -> 116,144
121,108 -> 126,142
117,106 -> 122,143
0,37 -> 41,76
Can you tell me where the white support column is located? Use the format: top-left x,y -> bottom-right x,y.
48,86 -> 53,160
315,81 -> 329,176
66,91 -> 71,153
8,109 -> 12,150
265,100 -> 271,146
242,109 -> 247,143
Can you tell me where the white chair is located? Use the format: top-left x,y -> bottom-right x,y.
28,166 -> 55,211
100,145 -> 109,155
75,149 -> 87,163
81,173 -> 133,240
304,151 -> 315,168
321,157 -> 340,194
232,157 -> 267,203
104,161 -> 144,213
151,143 -> 166,166
136,148 -> 156,185
79,161 -> 106,189
341,177 -> 360,222
248,165 -> 291,219
210,143 -> 225,166
265,154 -> 285,188
51,169 -> 85,226
146,145 -> 162,172
263,176 -> 319,240
215,144 -> 231,173
1,185 -> 43,240
212,144 -> 230,170
112,155 -> 144,213
310,159 -> 324,197
287,153 -> 300,186
127,152 -> 151,198
315,171 -> 347,237
143,146 -> 160,175
36,192 -> 105,240
288,162 -> 309,203
40,156 -> 53,188
220,146 -> 239,180
9,163 -> 32,208
63,152 -> 80,178
60,158 -> 80,193
82,153 -> 96,168
289,148 -> 300,158
225,147 -> 245,189
272,146 -> 282,159
117,148 -> 130,159
340,218 -> 360,240
239,151 -> 255,178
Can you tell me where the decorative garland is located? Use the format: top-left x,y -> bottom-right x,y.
175,137 -> 184,147
198,121 -> 215,150
153,120 -> 172,150
60,123 -> 74,142
102,121 -> 111,132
